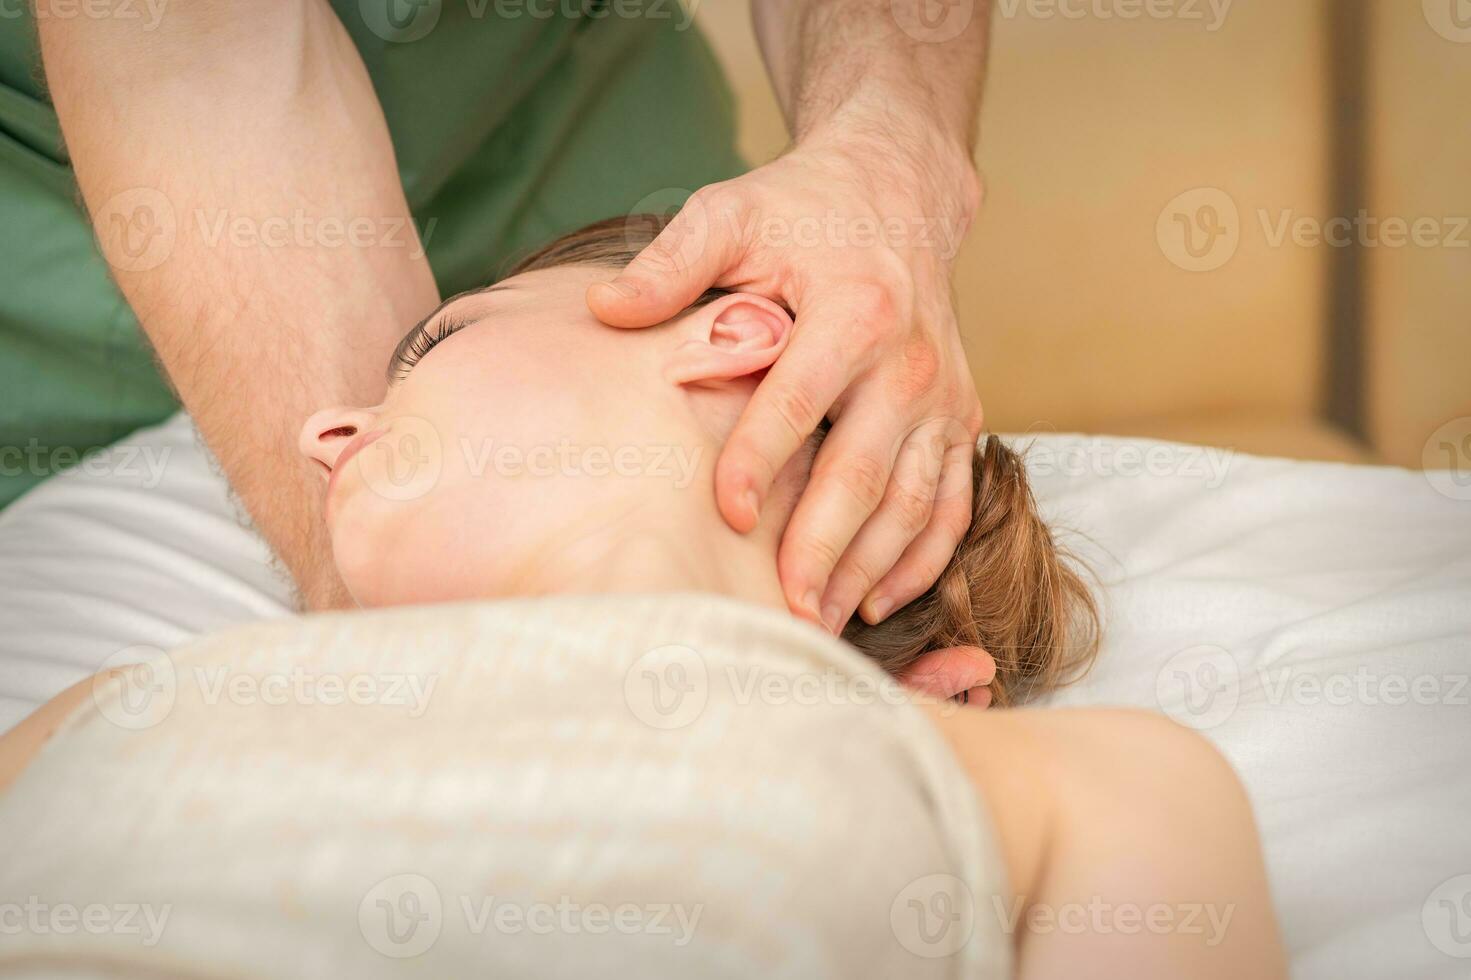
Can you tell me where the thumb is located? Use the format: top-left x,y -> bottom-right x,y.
587,196 -> 739,328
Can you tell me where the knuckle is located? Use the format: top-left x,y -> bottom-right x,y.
795,533 -> 844,577
898,338 -> 942,396
690,182 -> 744,222
766,380 -> 824,441
967,401 -> 985,437
823,452 -> 889,510
720,436 -> 775,491
638,234 -> 688,277
937,496 -> 973,541
849,281 -> 899,331
890,480 -> 936,536
835,553 -> 885,596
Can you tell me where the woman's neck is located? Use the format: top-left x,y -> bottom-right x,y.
511,488 -> 789,613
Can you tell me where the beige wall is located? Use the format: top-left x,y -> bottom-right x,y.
695,0 -> 1463,464
1367,1 -> 1471,468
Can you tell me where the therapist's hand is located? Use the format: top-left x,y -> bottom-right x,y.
588,135 -> 983,633
900,646 -> 996,708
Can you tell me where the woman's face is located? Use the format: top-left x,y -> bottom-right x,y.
299,264 -> 792,607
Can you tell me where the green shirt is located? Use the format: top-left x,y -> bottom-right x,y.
0,1 -> 742,507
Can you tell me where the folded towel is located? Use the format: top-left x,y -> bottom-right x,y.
0,592 -> 1009,979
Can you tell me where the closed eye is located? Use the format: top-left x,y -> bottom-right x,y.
385,283 -> 514,385
388,313 -> 473,383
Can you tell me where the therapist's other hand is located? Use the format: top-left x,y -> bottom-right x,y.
899,646 -> 996,708
588,138 -> 983,632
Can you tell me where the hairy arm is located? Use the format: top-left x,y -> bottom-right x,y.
38,0 -> 440,609
753,0 -> 989,185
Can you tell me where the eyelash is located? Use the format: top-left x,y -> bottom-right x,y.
389,317 -> 468,383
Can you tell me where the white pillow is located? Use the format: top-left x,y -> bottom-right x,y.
1,414 -> 1467,979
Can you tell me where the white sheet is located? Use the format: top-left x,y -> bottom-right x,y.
1,412 -> 1467,979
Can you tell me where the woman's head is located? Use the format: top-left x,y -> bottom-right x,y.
299,215 -> 1098,705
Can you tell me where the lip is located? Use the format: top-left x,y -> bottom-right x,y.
325,428 -> 386,515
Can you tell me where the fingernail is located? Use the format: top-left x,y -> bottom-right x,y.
743,489 -> 761,523
606,279 -> 640,299
866,596 -> 894,623
801,589 -> 822,621
821,604 -> 843,634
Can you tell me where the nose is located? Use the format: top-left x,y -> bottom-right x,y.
298,407 -> 379,475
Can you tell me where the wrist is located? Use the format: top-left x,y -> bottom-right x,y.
794,103 -> 983,246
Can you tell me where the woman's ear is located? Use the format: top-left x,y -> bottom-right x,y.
663,293 -> 793,387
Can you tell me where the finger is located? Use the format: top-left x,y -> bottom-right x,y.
860,431 -> 976,624
955,686 -> 993,710
817,420 -> 948,632
898,646 -> 997,700
713,321 -> 858,535
586,188 -> 741,329
775,401 -> 907,623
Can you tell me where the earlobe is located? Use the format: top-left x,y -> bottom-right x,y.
664,293 -> 792,387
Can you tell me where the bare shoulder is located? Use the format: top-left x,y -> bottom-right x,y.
0,668 -> 142,794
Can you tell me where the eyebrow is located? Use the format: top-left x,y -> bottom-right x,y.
386,283 -> 513,383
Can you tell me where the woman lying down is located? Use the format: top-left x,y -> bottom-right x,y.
0,218 -> 1285,979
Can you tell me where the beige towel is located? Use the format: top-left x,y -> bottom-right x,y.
0,593 -> 1010,979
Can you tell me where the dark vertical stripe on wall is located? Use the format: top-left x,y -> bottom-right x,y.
1323,0 -> 1369,439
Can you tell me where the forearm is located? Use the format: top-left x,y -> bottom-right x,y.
751,0 -> 991,219
39,0 -> 439,609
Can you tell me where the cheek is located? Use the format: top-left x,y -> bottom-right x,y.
330,501 -> 479,608
326,450 -> 544,607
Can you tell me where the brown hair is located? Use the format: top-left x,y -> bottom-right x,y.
508,216 -> 1100,706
